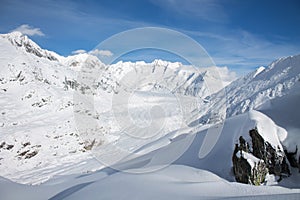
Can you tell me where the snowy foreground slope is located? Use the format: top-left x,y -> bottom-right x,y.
0,32 -> 300,199
1,111 -> 299,200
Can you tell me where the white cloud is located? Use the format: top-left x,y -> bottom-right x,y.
217,66 -> 237,83
89,49 -> 113,57
72,49 -> 87,54
201,66 -> 237,85
12,24 -> 45,36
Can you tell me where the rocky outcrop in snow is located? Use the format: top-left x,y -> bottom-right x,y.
233,128 -> 290,185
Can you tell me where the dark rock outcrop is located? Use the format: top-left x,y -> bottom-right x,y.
232,148 -> 252,184
232,128 -> 290,185
0,142 -> 14,150
232,136 -> 268,185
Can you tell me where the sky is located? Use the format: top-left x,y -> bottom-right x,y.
0,0 -> 300,75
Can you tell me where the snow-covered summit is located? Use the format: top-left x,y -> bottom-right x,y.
59,53 -> 105,71
1,31 -> 61,61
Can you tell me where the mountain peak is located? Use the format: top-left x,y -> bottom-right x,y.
60,53 -> 105,71
6,31 -> 24,38
2,31 -> 32,48
0,31 -> 59,61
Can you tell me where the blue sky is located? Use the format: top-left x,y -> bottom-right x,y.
1,0 -> 300,74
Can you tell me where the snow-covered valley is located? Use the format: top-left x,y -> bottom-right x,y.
0,32 -> 299,199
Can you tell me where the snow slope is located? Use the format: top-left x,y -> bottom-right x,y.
203,55 -> 300,119
0,32 -> 99,184
0,110 -> 299,200
1,166 -> 299,200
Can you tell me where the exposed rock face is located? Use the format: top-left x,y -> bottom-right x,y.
249,129 -> 290,177
250,160 -> 268,185
232,128 -> 290,185
232,136 -> 268,185
232,150 -> 252,184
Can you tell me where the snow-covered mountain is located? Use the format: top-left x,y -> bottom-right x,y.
2,31 -> 60,61
0,31 -> 299,199
0,31 -> 231,184
191,55 -> 300,123
191,54 -> 300,161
